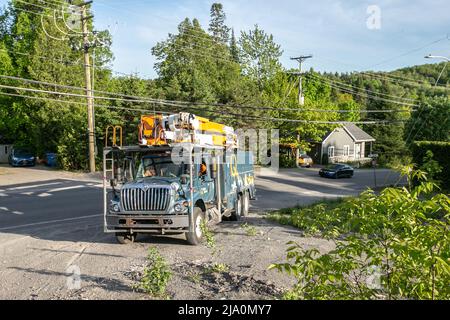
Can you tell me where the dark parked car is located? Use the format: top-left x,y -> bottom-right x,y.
319,164 -> 354,179
8,148 -> 36,167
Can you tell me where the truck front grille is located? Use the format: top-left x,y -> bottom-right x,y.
121,187 -> 170,212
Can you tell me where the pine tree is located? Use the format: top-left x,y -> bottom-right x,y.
208,3 -> 230,44
230,28 -> 239,63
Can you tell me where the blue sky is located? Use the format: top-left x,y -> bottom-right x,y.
2,0 -> 450,78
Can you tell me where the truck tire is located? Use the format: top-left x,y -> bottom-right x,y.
115,232 -> 137,245
186,207 -> 205,246
229,194 -> 242,221
241,191 -> 250,217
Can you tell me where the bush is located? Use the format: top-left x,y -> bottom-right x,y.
280,154 -> 296,168
412,141 -> 450,189
270,168 -> 450,300
134,248 -> 172,298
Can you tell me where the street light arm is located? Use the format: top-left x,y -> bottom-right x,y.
425,54 -> 450,62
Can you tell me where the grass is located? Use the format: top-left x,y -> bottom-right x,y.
268,198 -> 351,227
189,272 -> 202,284
267,197 -> 358,238
200,220 -> 216,250
240,223 -> 258,236
204,263 -> 230,274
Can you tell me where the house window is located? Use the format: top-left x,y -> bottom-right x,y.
328,146 -> 335,158
344,145 -> 350,157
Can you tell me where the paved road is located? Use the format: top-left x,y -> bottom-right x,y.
0,165 -> 403,299
0,165 -> 402,228
254,167 -> 403,211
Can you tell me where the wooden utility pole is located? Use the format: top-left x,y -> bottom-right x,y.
290,55 -> 313,106
80,1 -> 96,173
289,55 -> 313,159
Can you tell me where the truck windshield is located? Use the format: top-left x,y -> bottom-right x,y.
136,156 -> 189,179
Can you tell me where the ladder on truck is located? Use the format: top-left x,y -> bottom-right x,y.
103,126 -> 123,233
104,125 -> 123,181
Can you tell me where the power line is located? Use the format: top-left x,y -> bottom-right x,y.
16,0 -> 67,13
95,0 -> 225,40
0,90 -> 171,114
308,72 -> 419,103
366,36 -> 449,69
356,71 -> 450,91
0,82 -> 405,125
0,74 -> 416,114
0,48 -> 85,67
6,6 -> 239,67
9,6 -> 53,18
307,73 -> 421,108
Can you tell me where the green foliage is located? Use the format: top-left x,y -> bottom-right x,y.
208,3 -> 230,44
0,1 -> 114,169
229,29 -> 239,63
412,141 -> 450,189
421,151 -> 443,184
280,154 -> 296,168
200,219 -> 216,251
239,24 -> 283,88
240,223 -> 258,236
134,247 -> 172,298
205,263 -> 230,274
0,1 -> 448,173
406,96 -> 450,143
270,169 -> 450,300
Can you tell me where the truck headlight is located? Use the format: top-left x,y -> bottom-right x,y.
174,201 -> 189,213
174,203 -> 183,213
110,200 -> 120,213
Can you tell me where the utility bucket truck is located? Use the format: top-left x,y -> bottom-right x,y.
103,113 -> 256,245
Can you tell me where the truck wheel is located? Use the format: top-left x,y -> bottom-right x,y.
229,194 -> 242,222
241,191 -> 250,217
186,207 -> 204,246
115,232 -> 137,245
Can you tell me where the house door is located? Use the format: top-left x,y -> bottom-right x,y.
355,144 -> 361,159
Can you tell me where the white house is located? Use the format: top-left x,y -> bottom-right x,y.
312,123 -> 376,164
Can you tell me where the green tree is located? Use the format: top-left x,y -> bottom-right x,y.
239,25 -> 283,88
229,28 -> 239,63
405,96 -> 450,143
208,3 -> 230,44
0,0 -> 114,170
152,18 -> 243,110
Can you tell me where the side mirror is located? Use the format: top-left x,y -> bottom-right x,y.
180,175 -> 189,185
110,179 -> 117,188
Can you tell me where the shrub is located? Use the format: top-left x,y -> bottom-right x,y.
134,248 -> 172,298
280,154 -> 296,168
270,168 -> 450,300
412,141 -> 450,189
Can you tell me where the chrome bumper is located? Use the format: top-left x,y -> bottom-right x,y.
105,214 -> 189,233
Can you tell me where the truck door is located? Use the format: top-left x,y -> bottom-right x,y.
197,157 -> 215,203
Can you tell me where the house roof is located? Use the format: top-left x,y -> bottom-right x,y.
343,123 -> 376,142
319,123 -> 376,144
